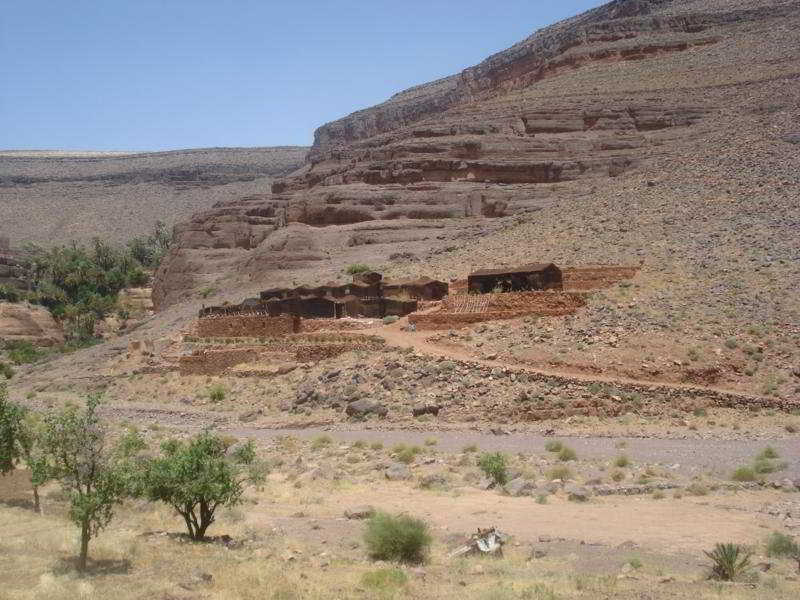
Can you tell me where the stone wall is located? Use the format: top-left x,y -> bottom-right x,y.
179,348 -> 258,376
196,314 -> 297,338
411,292 -> 586,330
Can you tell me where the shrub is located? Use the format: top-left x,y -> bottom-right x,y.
731,466 -> 758,482
613,455 -> 630,468
462,444 -> 478,453
352,440 -> 367,449
758,446 -> 779,460
765,532 -> 799,558
610,470 -> 625,482
424,437 -> 437,446
370,441 -> 384,451
311,434 -> 333,449
547,465 -> 572,481
207,384 -> 226,402
383,315 -> 400,325
346,263 -> 372,275
544,440 -> 563,453
0,362 -> 13,380
396,445 -> 421,464
4,341 -> 45,365
477,452 -> 509,486
361,567 -> 408,591
686,482 -> 708,496
704,543 -> 753,581
558,446 -> 577,462
364,512 -> 431,564
136,432 -> 265,540
753,457 -> 782,474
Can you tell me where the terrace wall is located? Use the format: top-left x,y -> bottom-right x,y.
196,314 -> 297,338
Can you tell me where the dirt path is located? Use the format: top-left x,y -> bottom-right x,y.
371,317 -> 773,399
228,426 -> 800,480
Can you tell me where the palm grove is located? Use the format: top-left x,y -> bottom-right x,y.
0,222 -> 171,348
0,382 -> 265,571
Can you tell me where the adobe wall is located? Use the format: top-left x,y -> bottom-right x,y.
196,314 -> 297,338
412,292 -> 586,331
179,348 -> 257,376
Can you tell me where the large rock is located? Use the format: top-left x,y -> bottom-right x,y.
345,399 -> 388,418
385,462 -> 412,481
0,302 -> 63,346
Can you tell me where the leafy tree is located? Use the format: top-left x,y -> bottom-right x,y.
0,382 -> 24,475
0,383 -> 48,512
38,395 -> 129,571
126,221 -> 172,268
137,433 -> 264,541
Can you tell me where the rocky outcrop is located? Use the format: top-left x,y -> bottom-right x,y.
153,0 -> 800,309
0,302 -> 64,346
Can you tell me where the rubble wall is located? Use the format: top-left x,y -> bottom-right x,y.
179,348 -> 257,376
196,314 -> 296,338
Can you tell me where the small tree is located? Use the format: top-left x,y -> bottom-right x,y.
138,433 -> 264,541
39,395 -> 127,571
0,383 -> 48,513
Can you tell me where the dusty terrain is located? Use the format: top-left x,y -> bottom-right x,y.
0,147 -> 307,245
1,0 -> 799,598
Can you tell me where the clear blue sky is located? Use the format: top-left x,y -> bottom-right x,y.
1,1 -> 604,151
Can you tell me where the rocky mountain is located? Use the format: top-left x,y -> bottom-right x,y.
153,0 -> 800,317
0,147 -> 308,246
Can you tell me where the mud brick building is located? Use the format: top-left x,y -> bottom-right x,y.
200,271 -> 447,320
468,264 -> 563,294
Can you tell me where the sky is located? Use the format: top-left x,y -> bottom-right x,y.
1,0 -> 604,151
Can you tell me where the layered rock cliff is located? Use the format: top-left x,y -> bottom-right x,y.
153,0 -> 800,309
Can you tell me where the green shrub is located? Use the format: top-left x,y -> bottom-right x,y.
558,446 -> 577,462
731,466 -> 758,482
462,444 -> 478,453
207,384 -> 226,402
477,452 -> 509,486
704,543 -> 753,581
383,315 -> 400,325
547,465 -> 572,481
0,285 -> 23,303
346,264 -> 372,275
0,362 -> 13,380
364,512 -> 431,564
395,445 -> 421,464
5,341 -> 45,365
757,446 -> 779,460
765,532 -> 799,558
753,457 -> 782,474
544,440 -> 563,453
311,434 -> 333,449
361,567 -> 408,591
613,455 -> 630,468
370,441 -> 384,451
424,437 -> 438,447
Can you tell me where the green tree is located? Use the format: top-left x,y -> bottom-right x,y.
0,383 -> 48,512
39,395 -> 128,571
137,433 -> 265,541
0,382 -> 24,475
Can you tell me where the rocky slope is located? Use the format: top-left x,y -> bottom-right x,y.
153,0 -> 800,317
0,147 -> 307,246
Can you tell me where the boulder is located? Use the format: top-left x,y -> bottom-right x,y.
385,462 -> 412,481
566,484 -> 592,502
0,302 -> 63,346
344,505 -> 375,520
346,399 -> 388,418
505,477 -> 536,497
412,403 -> 442,417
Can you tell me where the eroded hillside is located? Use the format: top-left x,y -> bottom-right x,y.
0,147 -> 308,245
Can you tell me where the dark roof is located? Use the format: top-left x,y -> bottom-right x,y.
469,263 -> 559,277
